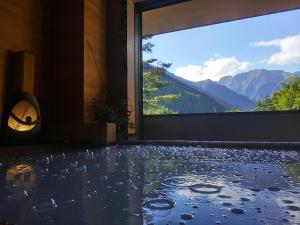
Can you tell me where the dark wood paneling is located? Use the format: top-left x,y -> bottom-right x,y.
46,0 -> 85,124
84,0 -> 107,123
0,0 -> 49,127
106,0 -> 128,103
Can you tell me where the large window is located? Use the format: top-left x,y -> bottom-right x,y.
142,9 -> 300,115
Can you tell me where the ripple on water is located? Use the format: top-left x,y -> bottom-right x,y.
162,176 -> 198,188
143,198 -> 175,210
189,183 -> 223,194
144,191 -> 168,199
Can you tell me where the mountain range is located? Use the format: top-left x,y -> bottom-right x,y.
147,66 -> 300,113
166,71 -> 256,110
219,69 -> 299,101
156,73 -> 228,113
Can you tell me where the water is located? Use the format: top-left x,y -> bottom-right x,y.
0,145 -> 299,225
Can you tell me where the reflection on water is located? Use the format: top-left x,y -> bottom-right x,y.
6,164 -> 36,189
0,146 -> 299,225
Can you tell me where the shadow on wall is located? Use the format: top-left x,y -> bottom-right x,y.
0,51 -> 15,129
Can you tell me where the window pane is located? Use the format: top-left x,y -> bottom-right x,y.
142,9 -> 300,115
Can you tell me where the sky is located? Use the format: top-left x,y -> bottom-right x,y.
143,9 -> 300,82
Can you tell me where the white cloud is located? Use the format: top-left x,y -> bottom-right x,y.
175,57 -> 249,82
253,34 -> 300,65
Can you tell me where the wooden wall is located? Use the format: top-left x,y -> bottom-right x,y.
46,0 -> 84,125
45,0 -> 108,125
0,0 -> 49,127
106,0 -> 128,105
40,0 -> 110,143
84,0 -> 107,123
127,0 -> 135,135
0,0 -> 124,143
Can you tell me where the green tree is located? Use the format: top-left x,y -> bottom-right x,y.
254,96 -> 276,111
272,76 -> 300,110
225,108 -> 242,112
142,37 -> 180,115
254,75 -> 300,111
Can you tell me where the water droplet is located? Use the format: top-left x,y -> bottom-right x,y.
255,208 -> 262,213
180,213 -> 193,220
75,165 -> 86,173
33,199 -> 58,213
128,212 -> 140,217
59,168 -> 69,175
282,200 -> 294,204
230,208 -> 244,214
65,199 -> 75,204
268,187 -> 281,192
222,202 -> 232,206
287,206 -> 299,211
251,188 -> 260,192
218,195 -> 231,199
132,185 -> 138,190
70,161 -> 78,167
8,190 -> 29,201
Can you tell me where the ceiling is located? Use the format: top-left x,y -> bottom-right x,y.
142,0 -> 300,36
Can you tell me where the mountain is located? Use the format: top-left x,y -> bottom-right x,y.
166,72 -> 255,110
195,79 -> 256,110
219,69 -> 292,101
155,74 -> 229,113
294,71 -> 300,76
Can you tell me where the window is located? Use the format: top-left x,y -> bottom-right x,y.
142,8 -> 300,115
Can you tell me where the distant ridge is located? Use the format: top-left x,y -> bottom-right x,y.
219,69 -> 294,101
166,71 -> 256,111
156,73 -> 229,113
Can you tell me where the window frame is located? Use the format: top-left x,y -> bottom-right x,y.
134,0 -> 300,141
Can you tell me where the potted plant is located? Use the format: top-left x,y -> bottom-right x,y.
89,90 -> 134,141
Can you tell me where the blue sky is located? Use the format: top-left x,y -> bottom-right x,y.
143,9 -> 300,81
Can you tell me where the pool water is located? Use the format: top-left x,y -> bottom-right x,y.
0,145 -> 299,225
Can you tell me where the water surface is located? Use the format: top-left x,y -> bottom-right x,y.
0,145 -> 299,225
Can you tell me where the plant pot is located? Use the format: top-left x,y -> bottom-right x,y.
106,122 -> 116,144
